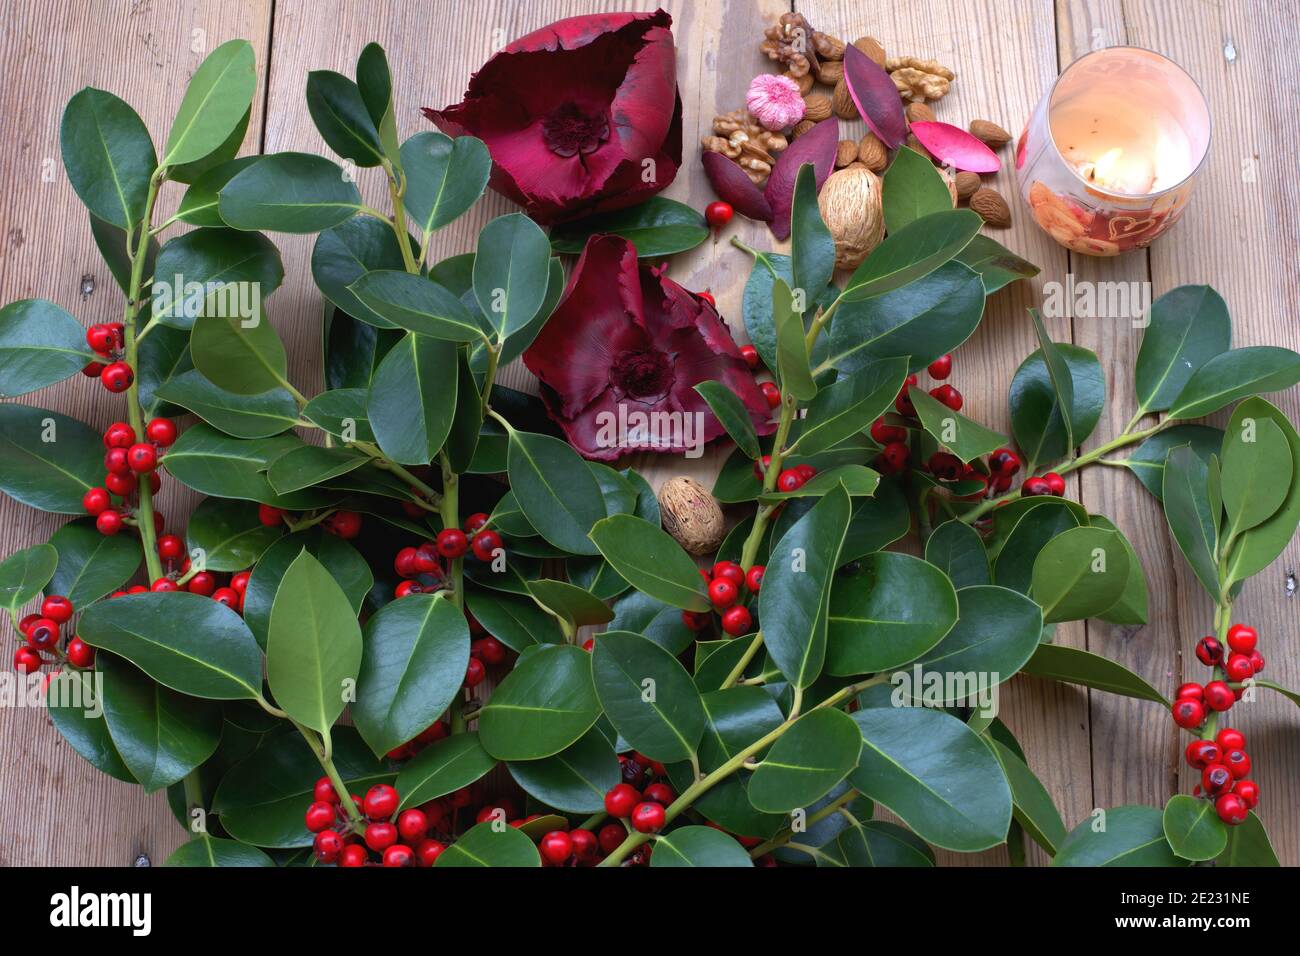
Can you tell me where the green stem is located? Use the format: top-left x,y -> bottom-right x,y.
182,770 -> 204,831
293,720 -> 364,827
720,631 -> 764,690
352,440 -> 443,507
386,165 -> 420,274
747,787 -> 858,857
440,452 -> 462,609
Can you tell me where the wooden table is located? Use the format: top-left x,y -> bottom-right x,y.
1,0 -> 1295,867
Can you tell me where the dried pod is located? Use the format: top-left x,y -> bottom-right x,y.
817,166 -> 884,270
852,36 -> 887,67
905,100 -> 936,124
969,186 -> 1011,227
831,80 -> 859,119
658,477 -> 725,555
954,170 -> 982,201
969,119 -> 1012,147
835,139 -> 859,168
856,132 -> 888,173
803,92 -> 833,122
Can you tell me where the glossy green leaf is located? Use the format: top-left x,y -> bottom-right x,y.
1169,346 -> 1300,420
589,514 -> 709,612
0,543 -> 58,618
348,270 -> 485,342
90,214 -> 159,293
151,228 -> 283,330
0,299 -> 95,397
47,670 -> 133,782
758,463 -> 880,503
166,835 -> 275,868
507,429 -> 605,555
608,590 -> 697,657
353,594 -> 469,758
651,826 -> 754,867
266,444 -> 368,495
924,520 -> 990,588
525,579 -> 614,629
156,370 -> 296,439
1218,811 -> 1281,867
838,479 -> 911,563
191,309 -> 288,397
301,388 -> 374,443
367,332 -> 458,465
592,630 -> 706,763
773,278 -> 817,401
1220,416 -> 1291,541
883,146 -> 953,232
760,484 -> 853,688
478,645 -> 601,761
850,706 -> 1012,852
164,426 -> 334,509
1162,445 -> 1220,598
910,385 -> 1008,463
219,152 -> 362,233
993,500 -> 1083,594
694,381 -> 760,460
831,820 -> 935,867
1087,515 -> 1150,626
1020,643 -> 1167,704
1162,794 -> 1228,862
954,234 -> 1039,294
465,587 -> 563,652
1223,398 -> 1300,583
1134,285 -> 1231,414
507,727 -> 620,814
396,733 -> 498,810
136,324 -> 193,419
1030,526 -> 1130,623
1116,424 -> 1222,500
1028,308 -> 1077,455
356,43 -> 400,165
60,87 -> 156,228
400,132 -> 491,234
163,39 -> 256,167
749,708 -> 861,812
988,737 -> 1067,856
312,217 -> 411,329
434,821 -> 541,867
185,497 -> 282,572
77,591 -> 263,699
0,404 -> 104,513
841,209 -> 981,302
550,198 -> 707,258
1009,343 -> 1105,469
168,109 -> 249,185
176,156 -> 261,227
306,70 -> 383,166
474,213 -> 551,339
794,357 -> 908,456
1053,805 -> 1187,867
790,163 -> 836,309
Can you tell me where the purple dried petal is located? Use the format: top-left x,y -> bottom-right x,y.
763,118 -> 839,240
909,121 -> 1001,173
842,44 -> 906,149
701,151 -> 774,222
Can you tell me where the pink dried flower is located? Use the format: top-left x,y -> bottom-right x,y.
745,74 -> 805,131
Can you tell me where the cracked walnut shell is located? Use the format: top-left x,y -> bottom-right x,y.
762,12 -> 819,78
887,57 -> 955,101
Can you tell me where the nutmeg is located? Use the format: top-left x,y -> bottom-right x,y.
954,171 -> 982,201
969,119 -> 1012,147
657,477 -> 726,555
802,92 -> 833,122
857,132 -> 888,173
969,186 -> 1011,227
831,80 -> 859,119
835,139 -> 859,168
818,166 -> 884,270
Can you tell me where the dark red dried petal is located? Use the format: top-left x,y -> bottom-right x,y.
763,118 -> 839,240
701,151 -> 774,222
842,43 -> 906,149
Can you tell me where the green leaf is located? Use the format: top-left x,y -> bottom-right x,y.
773,278 -> 817,401
1169,346 -> 1300,420
831,820 -> 935,867
842,209 -> 982,302
348,270 -> 485,342
219,153 -> 363,233
396,732 -> 497,810
46,669 -> 134,782
312,217 -> 411,328
162,39 -> 256,167
176,156 -> 261,227
0,299 -> 95,397
506,727 -> 619,814
1028,308 -> 1077,453
608,590 -> 697,657
367,332 -> 458,465
694,381 -> 760,460
1020,643 -> 1168,704
993,500 -> 1084,593
185,497 -> 283,571
507,429 -> 605,555
434,821 -> 541,867
465,587 -> 563,652
988,738 -> 1067,856
155,369 -> 297,439
166,835 -> 275,868
474,213 -> 552,339
1218,811 -> 1281,867
749,708 -> 861,812
850,706 -> 1012,852
478,645 -> 601,761
1053,806 -> 1188,867
137,324 -> 193,420
77,592 -> 263,699
305,70 -> 383,167
266,444 -> 368,494
1030,526 -> 1130,623
758,463 -> 880,502
790,163 -> 836,308
498,255 -> 565,365
794,357 -> 909,456
0,543 -> 58,618
98,653 -> 221,792
650,826 -> 754,867
591,631 -> 706,763
60,87 -> 156,228
1162,445 -> 1221,599
525,579 -> 614,630
882,146 -> 953,232
164,426 -> 335,509
550,197 -> 707,257
1087,515 -> 1150,626
826,551 -> 958,675
301,388 -> 375,444
152,228 -> 283,330
1162,794 -> 1228,862
588,515 -> 709,612
356,43 -> 401,166
1116,424 -> 1222,500
90,214 -> 159,293
400,132 -> 491,235
191,310 -> 288,397
266,550 -> 362,733
1134,285 -> 1231,415
0,404 -> 104,513
1223,398 -> 1300,583
1220,416 -> 1291,541
925,520 -> 990,588
1009,343 -> 1105,469
910,385 -> 1008,463
353,594 -> 470,758
828,261 -> 985,374
953,234 -> 1039,294
168,110 -> 249,185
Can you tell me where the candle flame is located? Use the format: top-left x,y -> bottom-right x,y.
1092,148 -> 1125,184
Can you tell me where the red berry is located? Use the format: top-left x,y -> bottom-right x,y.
1226,623 -> 1257,654
413,545 -> 440,574
40,595 -> 74,624
477,636 -> 507,666
1184,739 -> 1221,769
127,443 -> 157,473
212,587 -> 240,609
1203,681 -> 1234,712
894,387 -> 915,417
145,418 -> 177,447
104,472 -> 136,497
712,561 -> 744,585
95,511 -> 124,536
464,657 -> 486,687
989,447 -> 1022,476
464,512 -> 489,534
598,823 -> 626,855
708,577 -> 739,608
705,200 -> 734,229
338,844 -> 368,867
753,454 -> 772,479
1248,650 -> 1265,673
721,604 -> 753,637
745,565 -> 765,593
927,452 -> 963,482
1215,792 -> 1248,826
66,637 -> 94,668
1202,763 -> 1233,796
13,647 -> 42,674
929,384 -> 963,411
187,572 -> 217,597
87,324 -> 117,354
393,546 -> 418,578
760,381 -> 781,409
104,447 -> 131,475
325,510 -> 362,539
257,504 -> 285,527
82,359 -> 106,377
83,487 -> 111,515
794,464 -> 817,482
1233,780 -> 1259,809
365,822 -> 399,852
394,580 -> 422,599
101,361 -> 133,393
396,808 -> 428,843
604,783 -> 640,818
539,830 -> 573,865
879,441 -> 910,473
1224,749 -> 1251,779
1171,698 -> 1205,729
927,354 -> 952,379
1216,727 -> 1246,752
1043,472 -> 1066,496
414,839 -> 446,867
104,422 -> 136,449
739,344 -> 760,369
304,801 -> 337,833
1195,636 -> 1223,666
1022,476 -> 1052,497
681,610 -> 709,632
570,828 -> 597,860
1224,653 -> 1254,683
630,801 -> 665,834
643,782 -> 675,805
776,469 -> 803,492
313,830 -> 343,863
151,577 -> 179,592
155,534 -> 183,561
436,528 -> 468,558
363,784 -> 399,821
1175,682 -> 1203,701
471,529 -> 503,561
25,616 -> 59,649
312,776 -> 338,804
870,418 -> 907,445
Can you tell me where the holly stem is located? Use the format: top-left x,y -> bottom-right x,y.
746,787 -> 859,857
352,440 -> 443,508
385,164 -> 420,275
293,720 -> 365,827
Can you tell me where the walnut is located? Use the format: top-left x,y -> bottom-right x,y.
761,12 -> 819,78
832,80 -> 859,119
702,110 -> 786,185
853,36 -> 887,67
785,69 -> 815,95
803,92 -> 832,122
835,139 -> 859,168
816,59 -> 844,86
813,30 -> 846,60
886,56 -> 955,101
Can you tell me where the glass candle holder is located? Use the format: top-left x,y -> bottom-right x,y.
1015,47 -> 1211,256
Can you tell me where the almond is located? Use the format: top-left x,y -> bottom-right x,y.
905,132 -> 932,162
969,186 -> 1011,227
857,132 -> 888,173
905,100 -> 936,124
852,36 -> 886,67
817,60 -> 845,86
792,119 -> 817,139
831,79 -> 859,119
969,119 -> 1012,147
803,92 -> 833,122
954,171 -> 982,201
836,139 -> 859,168
786,70 -> 815,95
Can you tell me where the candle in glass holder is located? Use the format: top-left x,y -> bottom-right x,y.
1015,47 -> 1211,256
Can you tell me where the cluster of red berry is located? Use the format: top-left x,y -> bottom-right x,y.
869,354 -> 960,477
13,594 -> 94,674
81,418 -> 176,537
1171,624 -> 1267,825
307,781 -> 452,867
80,322 -> 133,393
390,513 -> 505,599
679,559 -> 762,638
257,503 -> 362,539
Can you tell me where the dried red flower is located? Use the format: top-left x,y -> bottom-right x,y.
422,10 -> 682,225
523,235 -> 775,460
